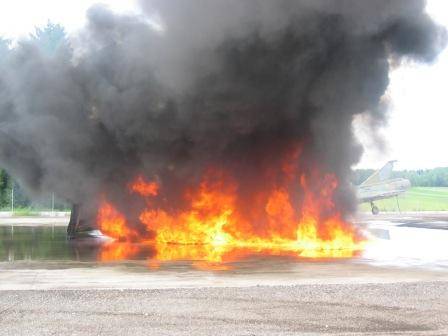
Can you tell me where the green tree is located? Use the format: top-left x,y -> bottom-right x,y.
354,167 -> 448,187
30,21 -> 71,57
0,37 -> 11,67
0,37 -> 10,58
0,170 -> 11,209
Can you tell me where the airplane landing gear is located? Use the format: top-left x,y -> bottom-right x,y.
370,202 -> 379,215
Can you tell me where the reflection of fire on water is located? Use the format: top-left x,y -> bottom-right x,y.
98,147 -> 365,270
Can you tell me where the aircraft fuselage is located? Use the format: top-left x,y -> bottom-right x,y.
357,178 -> 411,204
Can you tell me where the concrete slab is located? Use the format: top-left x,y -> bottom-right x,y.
0,216 -> 69,226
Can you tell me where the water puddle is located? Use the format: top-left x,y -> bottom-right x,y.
1,220 -> 448,271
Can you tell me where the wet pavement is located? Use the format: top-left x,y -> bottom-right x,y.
0,212 -> 447,289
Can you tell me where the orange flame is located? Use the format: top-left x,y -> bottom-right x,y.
97,200 -> 137,241
100,242 -> 140,262
129,175 -> 159,197
97,147 -> 365,269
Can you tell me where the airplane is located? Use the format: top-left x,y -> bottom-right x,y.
357,160 -> 411,215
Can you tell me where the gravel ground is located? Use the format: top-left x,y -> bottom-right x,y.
1,281 -> 447,336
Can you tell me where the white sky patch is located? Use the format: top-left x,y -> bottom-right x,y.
0,0 -> 446,170
0,0 -> 140,39
356,0 -> 448,169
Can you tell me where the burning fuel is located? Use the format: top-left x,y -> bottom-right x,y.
98,146 -> 364,267
0,1 -> 445,267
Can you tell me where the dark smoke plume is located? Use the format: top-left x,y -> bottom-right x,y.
0,0 -> 445,223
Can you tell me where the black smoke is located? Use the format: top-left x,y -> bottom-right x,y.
0,0 -> 445,223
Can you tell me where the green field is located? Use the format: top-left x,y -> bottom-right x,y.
359,187 -> 448,212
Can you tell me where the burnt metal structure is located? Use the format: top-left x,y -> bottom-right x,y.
67,204 -> 80,239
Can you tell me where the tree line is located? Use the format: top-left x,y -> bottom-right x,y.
352,167 -> 448,187
0,169 -> 69,210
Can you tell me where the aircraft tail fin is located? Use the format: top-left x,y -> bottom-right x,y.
361,160 -> 396,186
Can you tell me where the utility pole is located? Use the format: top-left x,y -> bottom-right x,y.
51,192 -> 55,216
395,195 -> 401,213
11,183 -> 14,214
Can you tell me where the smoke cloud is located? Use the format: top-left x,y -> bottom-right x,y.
0,0 -> 445,222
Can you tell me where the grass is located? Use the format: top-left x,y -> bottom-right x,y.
359,187 -> 448,212
12,207 -> 39,216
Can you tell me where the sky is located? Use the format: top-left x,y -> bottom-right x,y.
356,0 -> 448,170
0,0 -> 446,170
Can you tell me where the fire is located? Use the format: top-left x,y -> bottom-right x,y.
97,201 -> 137,241
97,147 -> 365,269
129,175 -> 159,197
100,242 -> 140,262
